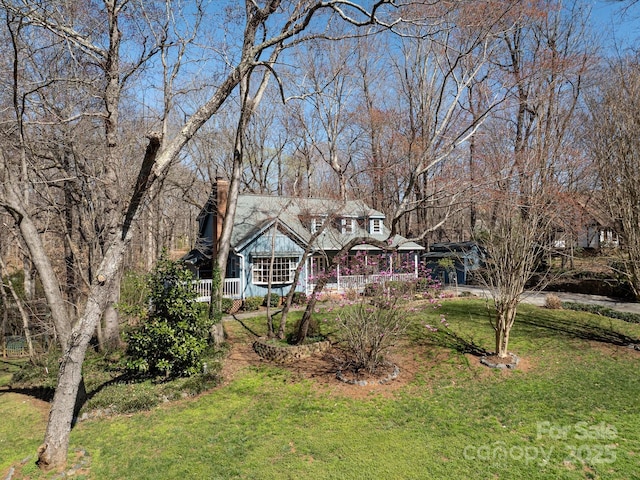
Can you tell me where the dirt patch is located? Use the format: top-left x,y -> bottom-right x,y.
219,333 -> 420,399
25,394 -> 50,416
219,340 -> 261,386
587,339 -> 640,357
218,322 -> 546,399
0,389 -> 50,417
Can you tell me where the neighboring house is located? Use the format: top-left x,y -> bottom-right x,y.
183,179 -> 424,301
552,198 -> 619,250
422,241 -> 485,286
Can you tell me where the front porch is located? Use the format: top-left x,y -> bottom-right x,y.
308,272 -> 418,295
193,278 -> 241,302
192,272 -> 419,303
191,250 -> 422,303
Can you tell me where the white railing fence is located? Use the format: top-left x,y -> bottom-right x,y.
193,278 -> 241,302
309,272 -> 417,294
340,272 -> 416,290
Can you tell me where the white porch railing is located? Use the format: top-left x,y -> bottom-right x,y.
193,279 -> 241,302
309,272 -> 417,294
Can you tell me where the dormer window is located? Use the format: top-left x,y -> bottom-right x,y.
370,218 -> 383,235
311,216 -> 326,233
341,218 -> 355,234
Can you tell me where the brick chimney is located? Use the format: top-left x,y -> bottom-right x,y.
212,177 -> 229,258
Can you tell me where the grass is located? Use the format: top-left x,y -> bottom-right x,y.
3,299 -> 640,479
0,359 -> 48,474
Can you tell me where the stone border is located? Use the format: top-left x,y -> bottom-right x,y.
336,363 -> 400,386
252,337 -> 331,363
480,353 -> 520,369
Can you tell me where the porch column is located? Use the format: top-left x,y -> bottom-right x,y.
336,264 -> 340,291
238,252 -> 246,300
414,252 -> 418,278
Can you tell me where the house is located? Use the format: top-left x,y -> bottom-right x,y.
422,241 -> 485,286
182,179 -> 424,301
552,197 -> 619,250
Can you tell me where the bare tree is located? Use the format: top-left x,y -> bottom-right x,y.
351,35 -> 400,219
0,0 -> 400,469
0,255 -> 35,359
384,1 -> 514,239
585,53 -> 640,299
293,33 -> 362,200
475,0 -> 591,358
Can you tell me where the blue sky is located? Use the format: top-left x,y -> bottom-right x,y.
589,0 -> 639,51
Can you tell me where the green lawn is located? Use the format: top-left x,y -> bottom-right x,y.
3,299 -> 640,479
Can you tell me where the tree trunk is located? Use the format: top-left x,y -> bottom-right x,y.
210,323 -> 225,345
22,255 -> 36,301
0,247 -> 9,355
494,305 -> 516,358
277,237 -> 320,340
266,221 -> 278,338
37,327 -> 92,469
208,265 -> 225,346
102,304 -> 120,350
0,278 -> 7,356
102,267 -> 122,350
9,205 -> 73,350
36,133 -> 163,469
38,236 -> 128,469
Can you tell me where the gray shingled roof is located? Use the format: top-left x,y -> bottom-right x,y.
232,194 -> 423,253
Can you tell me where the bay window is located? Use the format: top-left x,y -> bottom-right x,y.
252,257 -> 297,284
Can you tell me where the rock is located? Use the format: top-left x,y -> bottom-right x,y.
480,353 -> 520,369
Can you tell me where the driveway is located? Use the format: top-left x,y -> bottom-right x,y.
448,285 -> 640,315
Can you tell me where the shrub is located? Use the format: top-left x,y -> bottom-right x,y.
562,302 -> 640,324
125,255 -> 213,378
220,297 -> 234,313
415,277 -> 437,292
363,283 -> 383,297
292,291 -> 307,305
263,293 -> 281,307
342,288 -> 360,302
385,280 -> 407,295
243,296 -> 263,311
288,316 -> 321,344
544,294 -> 563,310
335,296 -> 410,374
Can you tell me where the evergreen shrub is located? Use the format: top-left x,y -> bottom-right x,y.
125,255 -> 213,377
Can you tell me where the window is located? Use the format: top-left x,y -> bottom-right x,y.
227,255 -> 240,278
252,257 -> 297,284
370,218 -> 383,234
311,216 -> 326,233
341,218 -> 355,234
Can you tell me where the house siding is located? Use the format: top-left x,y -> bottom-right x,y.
239,225 -> 308,299
423,242 -> 484,285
